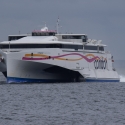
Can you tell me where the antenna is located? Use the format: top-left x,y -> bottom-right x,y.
56,17 -> 59,34
56,17 -> 62,34
40,21 -> 48,31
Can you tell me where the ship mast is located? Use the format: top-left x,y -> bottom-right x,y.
56,17 -> 59,34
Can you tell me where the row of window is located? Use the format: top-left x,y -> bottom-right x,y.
8,36 -> 26,41
62,35 -> 87,39
62,35 -> 87,42
0,44 -> 104,51
84,45 -> 104,51
0,44 -> 83,50
32,32 -> 56,36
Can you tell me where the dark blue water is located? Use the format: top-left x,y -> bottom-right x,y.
0,60 -> 125,125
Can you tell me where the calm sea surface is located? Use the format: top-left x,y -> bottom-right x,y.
0,60 -> 125,125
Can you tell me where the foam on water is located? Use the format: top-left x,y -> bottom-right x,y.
120,75 -> 125,82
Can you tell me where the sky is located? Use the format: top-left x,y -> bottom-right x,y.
0,0 -> 125,60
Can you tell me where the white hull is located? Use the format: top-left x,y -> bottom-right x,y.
0,48 -> 120,83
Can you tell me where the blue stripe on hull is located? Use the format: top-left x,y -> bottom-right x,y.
7,77 -> 120,83
85,78 -> 120,82
7,77 -> 70,83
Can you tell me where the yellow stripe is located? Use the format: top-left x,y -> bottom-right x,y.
55,57 -> 83,61
85,54 -> 95,58
25,54 -> 48,57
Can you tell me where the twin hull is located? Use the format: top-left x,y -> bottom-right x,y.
0,49 -> 120,83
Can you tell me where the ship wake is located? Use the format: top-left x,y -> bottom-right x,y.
120,75 -> 125,82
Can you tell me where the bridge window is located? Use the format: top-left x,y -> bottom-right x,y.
62,35 -> 84,39
62,35 -> 87,42
84,45 -> 98,50
32,32 -> 56,36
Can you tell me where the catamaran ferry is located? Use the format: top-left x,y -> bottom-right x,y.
0,26 -> 120,83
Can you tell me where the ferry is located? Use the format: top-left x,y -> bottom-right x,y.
0,26 -> 120,83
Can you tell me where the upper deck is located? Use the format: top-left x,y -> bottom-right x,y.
8,29 -> 88,43
0,27 -> 106,53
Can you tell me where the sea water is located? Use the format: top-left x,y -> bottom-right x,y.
0,60 -> 125,125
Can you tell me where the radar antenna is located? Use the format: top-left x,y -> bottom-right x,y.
40,22 -> 48,31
